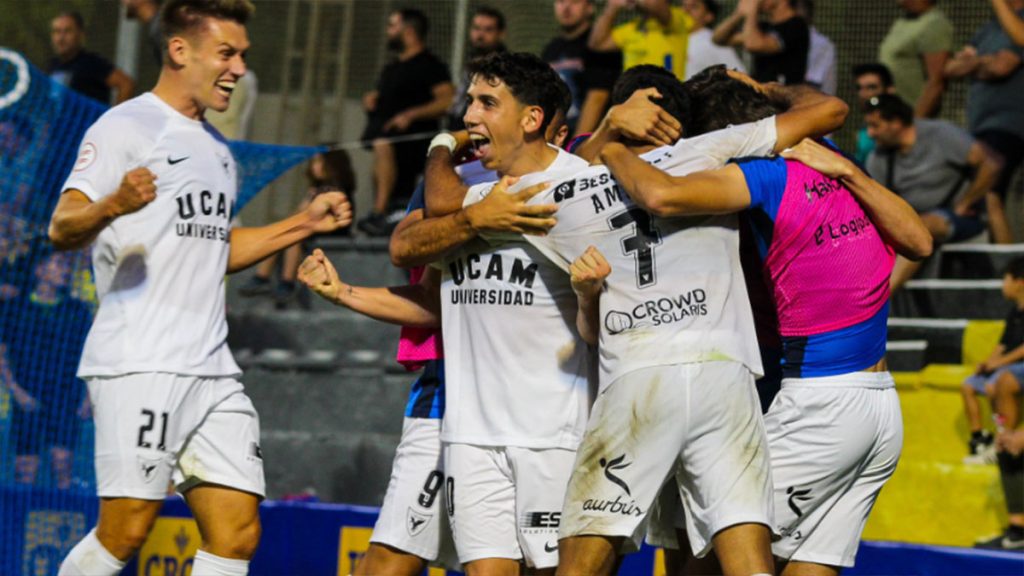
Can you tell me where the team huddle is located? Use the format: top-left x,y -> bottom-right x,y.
47,1 -> 932,576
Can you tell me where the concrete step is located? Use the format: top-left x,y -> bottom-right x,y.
938,243 -> 1024,279
892,279 -> 1005,319
885,340 -> 929,372
887,318 -> 967,366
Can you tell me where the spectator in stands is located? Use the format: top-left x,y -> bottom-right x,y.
794,0 -> 836,94
712,0 -> 809,85
681,0 -> 746,80
589,0 -> 694,81
945,0 -> 1024,245
358,8 -> 454,237
865,95 -> 1003,291
122,0 -> 163,66
48,11 -> 134,105
0,252 -> 90,490
240,149 -> 355,304
852,63 -> 896,164
543,0 -> 622,136
878,0 -> 953,118
448,6 -> 508,131
962,258 -> 1024,466
971,257 -> 1024,550
993,0 -> 1024,46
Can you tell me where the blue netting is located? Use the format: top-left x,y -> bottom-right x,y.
0,48 -> 319,575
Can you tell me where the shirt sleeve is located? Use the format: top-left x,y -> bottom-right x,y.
428,57 -> 453,87
918,13 -> 955,53
61,113 -> 150,203
734,157 -> 787,220
88,53 -> 115,82
695,117 -> 779,164
670,6 -> 694,33
937,122 -> 975,166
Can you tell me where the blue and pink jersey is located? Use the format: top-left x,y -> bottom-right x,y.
736,154 -> 896,378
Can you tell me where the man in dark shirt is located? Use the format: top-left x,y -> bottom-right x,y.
542,0 -> 622,136
122,0 -> 164,66
48,11 -> 134,105
447,6 -> 509,132
0,252 -> 91,491
359,8 -> 455,237
712,0 -> 809,85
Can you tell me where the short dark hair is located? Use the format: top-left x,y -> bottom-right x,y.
703,0 -> 721,20
863,94 -> 914,125
611,65 -> 691,131
55,11 -> 85,29
682,65 -> 785,137
160,0 -> 254,45
1006,257 -> 1024,280
473,6 -> 506,31
466,52 -> 570,134
398,7 -> 430,40
852,62 -> 894,87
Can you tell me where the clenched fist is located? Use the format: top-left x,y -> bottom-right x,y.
298,248 -> 345,303
570,245 -> 611,300
306,191 -> 353,234
110,167 -> 157,217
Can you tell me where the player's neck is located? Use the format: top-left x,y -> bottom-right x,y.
500,140 -> 558,178
399,43 -> 424,62
152,74 -> 205,121
561,22 -> 590,40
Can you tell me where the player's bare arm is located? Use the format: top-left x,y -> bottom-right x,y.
750,74 -> 849,151
48,167 -> 157,251
227,191 -> 351,273
587,0 -> 626,52
570,246 -> 611,346
389,177 -> 556,268
601,142 -> 752,216
424,131 -> 474,217
574,87 -> 682,162
780,138 -> 933,261
299,248 -> 440,327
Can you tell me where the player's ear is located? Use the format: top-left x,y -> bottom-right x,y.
521,105 -> 544,137
166,35 -> 189,68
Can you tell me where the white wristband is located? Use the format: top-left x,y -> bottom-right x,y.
427,132 -> 458,156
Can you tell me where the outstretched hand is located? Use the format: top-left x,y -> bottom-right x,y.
298,248 -> 345,302
306,191 -> 353,234
570,245 -> 611,300
465,176 -> 558,236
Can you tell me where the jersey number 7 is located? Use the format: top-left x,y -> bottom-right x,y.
609,208 -> 662,289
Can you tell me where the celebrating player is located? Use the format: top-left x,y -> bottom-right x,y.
598,68 -> 931,574
48,2 -> 350,574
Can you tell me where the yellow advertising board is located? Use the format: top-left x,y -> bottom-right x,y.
136,517 -> 201,576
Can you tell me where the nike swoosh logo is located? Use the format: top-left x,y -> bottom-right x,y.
544,542 -> 558,553
168,156 -> 189,165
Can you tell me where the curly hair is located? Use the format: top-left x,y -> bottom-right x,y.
465,51 -> 571,134
683,65 -> 785,137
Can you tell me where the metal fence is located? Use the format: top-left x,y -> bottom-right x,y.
2,0 -> 1017,232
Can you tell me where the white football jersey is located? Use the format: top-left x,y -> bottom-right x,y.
523,118 -> 778,389
440,147 -> 593,449
62,93 -> 240,378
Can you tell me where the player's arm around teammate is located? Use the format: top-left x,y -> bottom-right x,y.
780,138 -> 933,260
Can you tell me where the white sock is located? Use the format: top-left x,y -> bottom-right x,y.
58,528 -> 126,576
191,550 -> 250,576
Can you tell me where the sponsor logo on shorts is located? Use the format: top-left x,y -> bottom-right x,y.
786,486 -> 812,517
406,509 -> 432,537
137,456 -> 162,483
604,290 -> 708,335
600,455 -> 632,495
249,442 -> 263,461
520,511 -> 560,536
544,541 -> 558,553
581,495 -> 643,517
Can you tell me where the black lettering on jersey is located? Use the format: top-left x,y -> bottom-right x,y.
177,195 -> 196,219
592,194 -> 606,214
508,259 -> 538,288
467,253 -> 482,280
603,185 -> 626,209
485,255 -> 503,280
577,172 -> 612,192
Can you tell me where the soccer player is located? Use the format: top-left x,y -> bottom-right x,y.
497,64 -> 846,576
598,73 -> 932,574
48,2 -> 351,575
